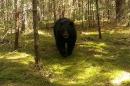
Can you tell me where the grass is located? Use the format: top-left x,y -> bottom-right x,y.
0,27 -> 130,86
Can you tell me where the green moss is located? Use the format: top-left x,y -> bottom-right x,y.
0,28 -> 130,86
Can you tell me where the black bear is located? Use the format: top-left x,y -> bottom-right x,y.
53,18 -> 77,57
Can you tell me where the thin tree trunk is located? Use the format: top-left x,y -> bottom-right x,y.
82,0 -> 84,29
21,1 -> 25,33
72,0 -> 75,21
92,0 -> 95,27
53,0 -> 56,23
107,0 -> 110,21
32,0 -> 40,65
88,0 -> 90,27
14,0 -> 20,50
95,0 -> 102,39
90,0 -> 92,27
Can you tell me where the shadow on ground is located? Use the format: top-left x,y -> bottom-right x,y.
1,28 -> 130,86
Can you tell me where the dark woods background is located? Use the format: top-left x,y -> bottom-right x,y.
0,0 -> 130,31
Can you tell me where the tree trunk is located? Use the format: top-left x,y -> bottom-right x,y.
107,0 -> 110,21
72,0 -> 75,21
116,0 -> 125,23
53,0 -> 56,23
81,0 -> 84,29
88,0 -> 90,27
92,0 -> 95,27
32,0 -> 40,65
95,0 -> 102,39
21,1 -> 25,33
14,0 -> 20,50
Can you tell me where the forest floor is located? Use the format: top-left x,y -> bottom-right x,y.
0,27 -> 130,86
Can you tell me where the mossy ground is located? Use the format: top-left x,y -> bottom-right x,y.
0,27 -> 130,86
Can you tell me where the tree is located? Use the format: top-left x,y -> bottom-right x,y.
20,0 -> 26,33
115,0 -> 125,24
32,0 -> 40,66
14,0 -> 20,50
52,0 -> 56,23
95,0 -> 102,39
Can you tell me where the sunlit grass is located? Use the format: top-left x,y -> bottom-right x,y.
110,71 -> 130,85
38,30 -> 52,37
0,51 -> 52,86
81,31 -> 98,35
51,66 -> 102,85
0,27 -> 130,86
0,51 -> 34,63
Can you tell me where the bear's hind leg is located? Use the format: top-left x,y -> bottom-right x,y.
67,42 -> 75,56
56,42 -> 67,57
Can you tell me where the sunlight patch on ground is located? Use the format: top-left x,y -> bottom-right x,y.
51,64 -> 70,75
81,31 -> 98,35
0,51 -> 34,65
111,71 -> 130,86
68,80 -> 77,84
22,29 -> 53,37
77,66 -> 101,80
22,29 -> 33,35
117,29 -> 130,34
5,52 -> 29,59
109,28 -> 130,35
98,43 -> 107,47
79,42 -> 108,54
24,39 -> 33,44
109,30 -> 115,34
94,54 -> 103,58
80,42 -> 107,48
51,66 -> 101,86
38,30 -> 52,37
